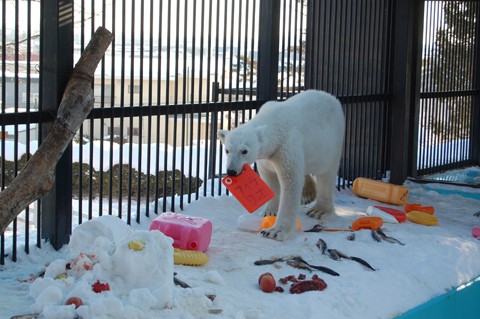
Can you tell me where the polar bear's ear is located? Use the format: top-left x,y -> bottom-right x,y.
217,130 -> 228,143
255,125 -> 267,143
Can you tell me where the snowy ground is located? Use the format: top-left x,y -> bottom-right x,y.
1,172 -> 480,319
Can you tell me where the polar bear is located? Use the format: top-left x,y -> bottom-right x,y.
217,90 -> 345,240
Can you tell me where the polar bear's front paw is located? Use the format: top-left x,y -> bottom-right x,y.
307,206 -> 335,222
261,226 -> 295,241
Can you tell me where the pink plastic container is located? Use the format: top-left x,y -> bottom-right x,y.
150,212 -> 212,252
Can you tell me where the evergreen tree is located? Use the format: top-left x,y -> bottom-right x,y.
423,1 -> 476,140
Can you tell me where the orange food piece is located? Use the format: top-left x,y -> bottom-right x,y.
351,217 -> 383,231
261,216 -> 302,231
65,297 -> 83,309
258,272 -> 276,293
404,203 -> 435,215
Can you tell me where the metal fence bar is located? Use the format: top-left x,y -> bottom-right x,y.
40,0 -> 74,250
257,0 -> 280,100
89,1 -> 96,222
153,0 -> 163,213
12,0 -> 20,262
24,0 -> 33,255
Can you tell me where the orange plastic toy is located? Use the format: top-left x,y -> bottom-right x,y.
261,216 -> 302,231
222,164 -> 275,213
352,177 -> 409,205
404,203 -> 435,215
351,216 -> 384,231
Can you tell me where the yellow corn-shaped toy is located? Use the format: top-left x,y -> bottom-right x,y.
174,248 -> 209,266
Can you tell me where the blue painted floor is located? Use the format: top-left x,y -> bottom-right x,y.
414,166 -> 480,188
422,186 -> 480,201
400,166 -> 480,318
397,276 -> 480,319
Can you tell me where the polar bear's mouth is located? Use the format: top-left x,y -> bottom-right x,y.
226,169 -> 240,177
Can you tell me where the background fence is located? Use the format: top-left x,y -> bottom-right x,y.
418,0 -> 480,175
1,0 -> 479,264
306,0 -> 393,186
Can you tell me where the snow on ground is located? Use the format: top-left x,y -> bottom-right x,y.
1,174 -> 480,319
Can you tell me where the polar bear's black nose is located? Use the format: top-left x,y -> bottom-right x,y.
227,169 -> 238,176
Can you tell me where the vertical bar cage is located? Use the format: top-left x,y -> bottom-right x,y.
305,0 -> 394,186
70,0 -> 267,227
0,0 -> 41,264
418,1 -> 479,175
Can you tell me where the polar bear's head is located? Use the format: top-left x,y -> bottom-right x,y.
217,127 -> 263,176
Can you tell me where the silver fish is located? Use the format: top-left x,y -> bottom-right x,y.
371,230 -> 382,242
290,257 -> 340,276
253,256 -> 290,266
287,259 -> 313,272
389,237 -> 405,246
254,259 -> 278,266
349,256 -> 376,271
173,276 -> 191,288
329,249 -> 351,260
317,246 -> 375,272
327,249 -> 341,260
310,264 -> 340,276
375,228 -> 386,236
304,224 -> 324,232
376,229 -> 405,246
316,238 -> 328,254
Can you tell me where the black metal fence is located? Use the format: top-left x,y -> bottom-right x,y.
306,0 -> 393,185
0,0 -> 307,263
417,0 -> 480,175
1,0 -> 479,264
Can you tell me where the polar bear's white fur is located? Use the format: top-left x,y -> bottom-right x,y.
218,90 -> 345,240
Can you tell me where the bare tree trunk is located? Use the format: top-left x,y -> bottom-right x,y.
0,27 -> 113,235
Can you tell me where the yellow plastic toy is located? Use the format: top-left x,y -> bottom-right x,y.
174,248 -> 209,266
261,216 -> 302,231
407,211 -> 438,226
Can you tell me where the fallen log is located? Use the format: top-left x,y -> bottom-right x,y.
0,26 -> 113,235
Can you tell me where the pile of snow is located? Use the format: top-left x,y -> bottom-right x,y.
28,216 -> 174,319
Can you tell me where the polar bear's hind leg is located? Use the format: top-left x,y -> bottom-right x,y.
301,175 -> 316,205
306,171 -> 336,222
